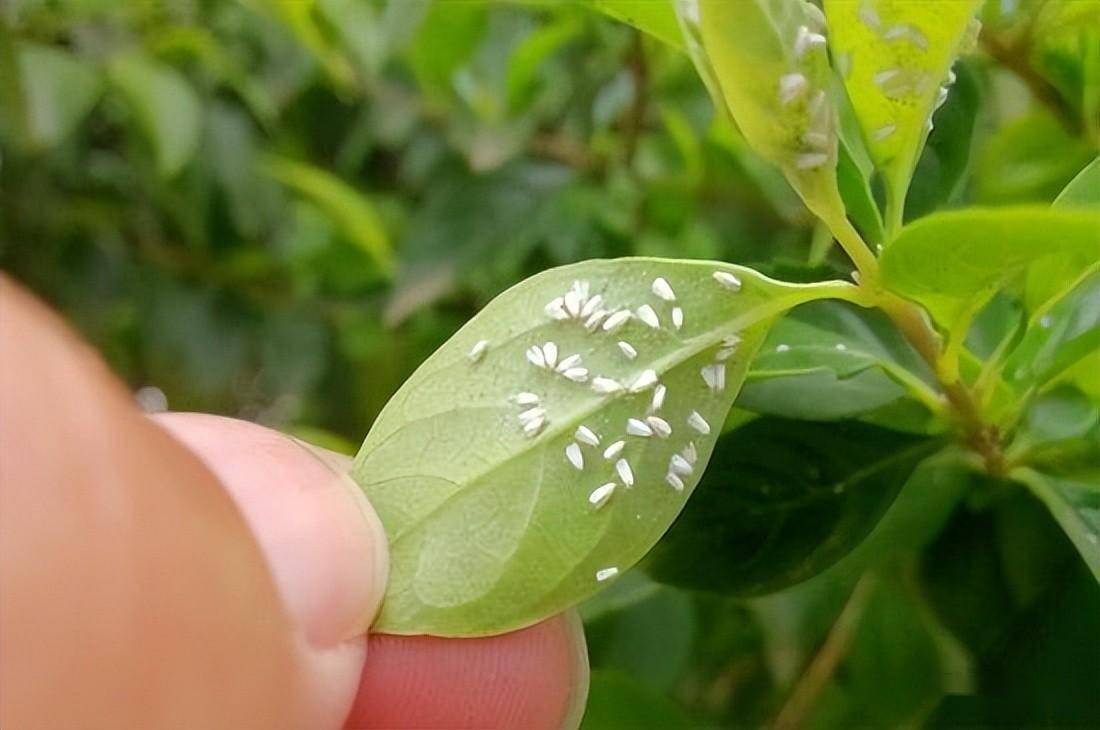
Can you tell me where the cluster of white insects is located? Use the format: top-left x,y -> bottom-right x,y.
776,2 -> 833,171
856,0 -> 957,137
468,269 -> 748,582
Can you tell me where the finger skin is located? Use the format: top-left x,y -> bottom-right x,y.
0,277 -> 309,727
346,612 -> 590,730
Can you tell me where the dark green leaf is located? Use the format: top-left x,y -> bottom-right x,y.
581,670 -> 694,730
646,418 -> 941,595
1013,469 -> 1100,584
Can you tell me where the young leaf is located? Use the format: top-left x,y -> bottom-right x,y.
1004,268 -> 1100,392
824,0 -> 982,230
645,417 -> 942,595
15,42 -> 102,150
697,0 -> 846,221
739,300 -> 940,421
1013,469 -> 1100,584
353,259 -> 854,635
108,53 -> 202,178
879,207 -> 1100,337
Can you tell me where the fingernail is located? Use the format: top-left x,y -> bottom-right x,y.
153,414 -> 389,647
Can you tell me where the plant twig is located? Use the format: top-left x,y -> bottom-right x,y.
773,575 -> 877,730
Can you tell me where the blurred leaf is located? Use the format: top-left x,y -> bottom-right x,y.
1014,469 -> 1100,584
825,0 -> 982,226
254,0 -> 357,90
905,60 -> 982,220
579,568 -> 661,622
506,16 -> 582,112
598,588 -> 696,690
1019,386 -> 1099,449
581,670 -> 694,729
585,0 -> 685,51
879,207 -> 1100,336
263,155 -> 394,276
405,0 -> 486,95
974,111 -> 1095,203
108,52 -> 202,177
15,42 -> 102,150
646,418 -> 941,595
739,300 -> 938,422
354,260 -> 848,635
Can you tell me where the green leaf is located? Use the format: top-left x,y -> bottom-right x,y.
879,207 -> 1100,337
354,259 -> 855,635
645,418 -> 941,595
15,42 -> 102,150
824,0 -> 982,226
1054,156 -> 1100,209
585,1 -> 686,52
262,155 -> 394,275
1004,268 -> 1100,392
1019,386 -> 1099,449
1014,469 -> 1100,584
108,53 -> 202,177
739,300 -> 940,422
698,0 -> 846,221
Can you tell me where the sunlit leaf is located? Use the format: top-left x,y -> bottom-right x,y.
15,42 -> 102,150
825,0 -> 982,227
354,259 -> 854,634
1014,469 -> 1100,584
108,53 -> 202,177
879,207 -> 1100,337
646,417 -> 941,595
585,0 -> 686,52
698,0 -> 846,222
262,155 -> 394,275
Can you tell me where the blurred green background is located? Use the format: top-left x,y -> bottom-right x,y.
2,1 -> 1098,727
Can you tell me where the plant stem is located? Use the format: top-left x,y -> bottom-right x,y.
826,212 -> 881,286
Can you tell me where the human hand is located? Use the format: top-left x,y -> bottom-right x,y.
0,277 -> 589,729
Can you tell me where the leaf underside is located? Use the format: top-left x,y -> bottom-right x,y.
354,258 -> 836,635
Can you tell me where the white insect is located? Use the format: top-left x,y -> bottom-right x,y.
636,304 -> 660,329
592,376 -> 624,395
681,441 -> 698,464
688,410 -> 711,435
858,1 -> 881,30
565,442 -> 584,470
872,124 -> 897,141
835,343 -> 848,351
646,415 -> 672,438
715,346 -> 737,362
802,130 -> 829,148
525,345 -> 546,368
563,289 -> 583,317
650,384 -> 667,413
576,425 -> 601,447
615,458 -> 635,487
884,23 -> 929,50
665,472 -> 685,491
1040,315 -> 1053,329
589,483 -> 617,509
670,453 -> 694,476
712,271 -> 742,291
796,152 -> 829,170
467,339 -> 489,362
630,369 -> 658,393
776,344 -> 791,353
596,566 -> 619,582
544,297 -> 569,320
671,307 -> 684,331
626,418 -> 654,437
603,440 -> 626,460
722,334 -> 742,347
540,342 -> 557,369
584,309 -> 609,331
778,72 -> 809,105
794,25 -> 827,58
651,277 -> 676,301
618,341 -> 638,359
602,310 -> 632,332
555,353 -> 582,372
523,415 -> 545,438
701,363 -> 726,393
580,294 -> 603,319
512,392 -> 540,406
562,367 -> 589,383
518,407 -> 545,424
